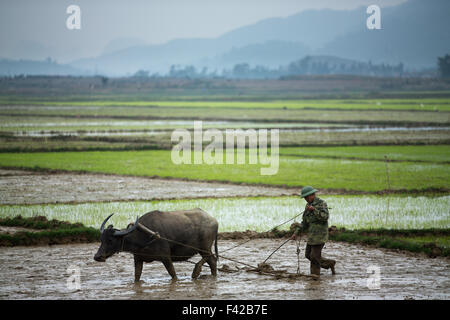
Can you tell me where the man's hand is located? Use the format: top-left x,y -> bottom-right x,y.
306,205 -> 315,211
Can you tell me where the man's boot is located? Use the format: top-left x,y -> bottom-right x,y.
310,264 -> 320,280
330,261 -> 336,275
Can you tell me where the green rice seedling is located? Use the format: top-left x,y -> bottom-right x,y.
0,196 -> 448,232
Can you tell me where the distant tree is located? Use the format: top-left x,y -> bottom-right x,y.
396,62 -> 404,76
133,70 -> 149,78
200,67 -> 208,76
100,76 -> 108,86
232,63 -> 250,77
168,65 -> 198,78
438,54 -> 450,78
288,56 -> 311,74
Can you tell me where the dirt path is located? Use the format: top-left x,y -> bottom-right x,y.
0,170 -> 297,204
0,240 -> 448,300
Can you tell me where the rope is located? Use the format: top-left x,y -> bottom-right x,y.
262,237 -> 292,264
128,208 -> 325,271
133,232 -> 259,269
131,229 -> 300,271
220,211 -> 303,254
128,227 -> 311,279
220,206 -> 330,254
161,235 -> 258,268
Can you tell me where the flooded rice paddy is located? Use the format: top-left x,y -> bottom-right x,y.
6,126 -> 449,138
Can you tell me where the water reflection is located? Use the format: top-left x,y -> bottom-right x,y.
8,126 -> 449,137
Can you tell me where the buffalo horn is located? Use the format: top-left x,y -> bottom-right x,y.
113,216 -> 139,237
100,213 -> 114,233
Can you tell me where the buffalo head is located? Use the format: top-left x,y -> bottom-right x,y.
94,214 -> 138,262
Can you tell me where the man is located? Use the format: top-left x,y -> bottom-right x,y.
291,186 -> 336,279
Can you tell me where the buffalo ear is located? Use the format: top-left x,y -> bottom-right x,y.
107,225 -> 114,229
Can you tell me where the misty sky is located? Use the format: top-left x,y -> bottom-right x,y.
0,0 -> 405,63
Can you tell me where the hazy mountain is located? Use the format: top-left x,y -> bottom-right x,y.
215,41 -> 311,68
217,8 -> 366,51
63,0 -> 450,75
69,6 -> 370,75
4,40 -> 52,61
0,58 -> 85,76
319,0 -> 450,68
71,37 -> 232,76
102,37 -> 148,55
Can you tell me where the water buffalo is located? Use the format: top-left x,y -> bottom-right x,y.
94,208 -> 218,282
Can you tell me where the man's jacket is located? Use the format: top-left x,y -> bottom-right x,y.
295,197 -> 329,245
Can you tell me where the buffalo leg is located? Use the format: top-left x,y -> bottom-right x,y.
134,255 -> 143,282
206,254 -> 217,276
201,252 -> 217,277
192,258 -> 206,279
161,258 -> 178,280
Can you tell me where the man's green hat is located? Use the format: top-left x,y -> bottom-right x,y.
300,186 -> 318,198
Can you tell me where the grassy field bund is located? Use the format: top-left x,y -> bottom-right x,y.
0,215 -> 99,246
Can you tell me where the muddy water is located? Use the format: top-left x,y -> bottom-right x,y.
9,126 -> 450,138
0,240 -> 448,300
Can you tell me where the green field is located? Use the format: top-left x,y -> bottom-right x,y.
2,98 -> 450,111
1,195 -> 448,232
0,146 -> 448,192
280,145 -> 450,163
